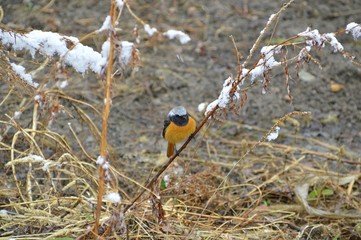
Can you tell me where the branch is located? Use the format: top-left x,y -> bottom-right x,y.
93,0 -> 117,237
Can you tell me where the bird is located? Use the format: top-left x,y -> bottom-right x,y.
162,106 -> 196,157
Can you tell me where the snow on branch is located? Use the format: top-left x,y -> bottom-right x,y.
144,24 -> 157,37
346,22 -> 361,40
205,45 -> 282,117
267,127 -> 281,141
97,15 -> 113,33
205,76 -> 241,116
104,192 -> 121,204
251,45 -> 282,81
0,29 -> 105,74
218,77 -> 240,108
260,14 -> 276,35
10,62 -> 39,88
0,28 -> 138,76
297,27 -> 344,52
116,0 -> 124,9
163,29 -> 191,44
119,41 -> 134,65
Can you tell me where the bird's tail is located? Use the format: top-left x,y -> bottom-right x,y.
167,142 -> 174,157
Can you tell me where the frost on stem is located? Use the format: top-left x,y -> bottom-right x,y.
96,155 -> 106,165
119,41 -> 134,65
13,111 -> 22,120
30,154 -> 44,161
163,30 -> 191,44
0,29 -> 106,75
42,161 -> 52,171
116,0 -> 124,9
144,24 -> 158,37
297,46 -> 311,63
346,22 -> 361,40
218,77 -> 240,108
10,62 -> 39,88
104,192 -> 121,204
57,80 -> 68,89
34,94 -> 43,102
204,44 -> 283,118
205,77 -> 241,117
260,14 -> 276,35
97,16 -> 113,33
251,45 -> 282,82
101,40 -> 111,61
267,126 -> 280,141
297,27 -> 344,53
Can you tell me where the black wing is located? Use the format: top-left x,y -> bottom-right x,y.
162,119 -> 171,138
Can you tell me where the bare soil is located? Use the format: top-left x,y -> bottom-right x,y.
2,0 -> 360,155
1,0 -> 361,239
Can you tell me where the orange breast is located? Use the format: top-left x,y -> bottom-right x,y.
164,116 -> 196,144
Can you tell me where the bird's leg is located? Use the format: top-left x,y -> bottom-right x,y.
175,145 -> 180,156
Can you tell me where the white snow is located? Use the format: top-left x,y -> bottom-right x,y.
102,161 -> 110,170
119,41 -> 134,65
218,77 -> 239,108
14,111 -> 22,119
0,29 -> 105,75
204,77 -> 242,116
97,16 -> 112,33
250,45 -> 282,81
101,40 -> 111,60
260,14 -> 276,35
96,155 -> 105,165
346,22 -> 361,40
144,24 -> 158,37
267,126 -> 280,141
57,80 -> 68,88
63,43 -> 105,74
0,210 -> 8,216
42,161 -> 52,171
323,33 -> 344,52
298,28 -> 323,47
163,30 -> 191,44
298,27 -> 344,52
205,99 -> 219,116
297,46 -> 311,62
30,154 -> 44,161
116,0 -> 124,8
10,63 -> 39,88
104,192 -> 121,203
34,95 -> 43,101
197,102 -> 207,113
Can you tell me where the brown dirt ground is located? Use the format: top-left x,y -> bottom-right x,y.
1,0 -> 361,239
2,0 -> 361,157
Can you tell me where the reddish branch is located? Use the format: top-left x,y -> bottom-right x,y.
93,0 -> 117,237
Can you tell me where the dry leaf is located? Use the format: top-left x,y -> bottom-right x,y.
330,81 -> 344,92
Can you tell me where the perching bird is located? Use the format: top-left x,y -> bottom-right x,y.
162,106 -> 196,157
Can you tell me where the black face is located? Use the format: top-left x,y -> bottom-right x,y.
170,114 -> 189,126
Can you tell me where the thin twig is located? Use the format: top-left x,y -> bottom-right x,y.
244,0 -> 295,67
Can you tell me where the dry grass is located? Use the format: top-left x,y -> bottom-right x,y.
1,0 -> 361,239
1,91 -> 360,239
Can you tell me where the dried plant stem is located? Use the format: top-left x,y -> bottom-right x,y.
0,87 -> 13,106
188,111 -> 311,235
243,0 -> 295,67
27,102 -> 39,205
125,1 -> 146,26
93,0 -> 117,236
